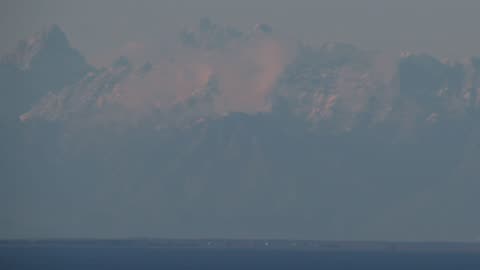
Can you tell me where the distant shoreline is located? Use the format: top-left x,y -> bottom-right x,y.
2,239 -> 480,253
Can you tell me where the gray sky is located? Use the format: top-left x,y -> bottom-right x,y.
2,0 -> 480,61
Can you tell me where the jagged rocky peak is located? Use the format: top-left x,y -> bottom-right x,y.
0,24 -> 93,120
0,23 -> 92,89
179,19 -> 277,50
3,24 -> 78,70
179,18 -> 245,50
37,24 -> 70,50
271,41 -> 372,114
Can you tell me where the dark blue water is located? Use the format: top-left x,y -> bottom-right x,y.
2,246 -> 480,269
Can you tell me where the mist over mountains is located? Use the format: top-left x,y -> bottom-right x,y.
2,20 -> 480,241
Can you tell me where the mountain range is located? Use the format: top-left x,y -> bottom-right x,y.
2,20 -> 480,241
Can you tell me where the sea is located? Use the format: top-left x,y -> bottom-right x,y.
1,240 -> 480,269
